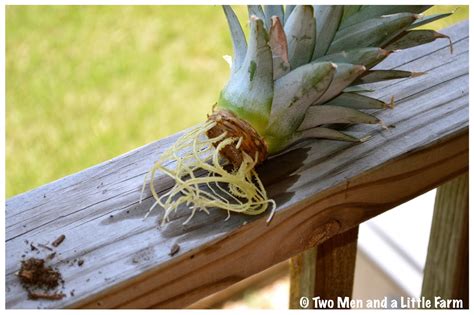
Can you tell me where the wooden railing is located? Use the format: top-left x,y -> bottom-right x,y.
5,20 -> 468,309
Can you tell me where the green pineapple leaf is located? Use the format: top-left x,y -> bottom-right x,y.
340,5 -> 431,29
217,16 -> 273,135
328,13 -> 420,54
342,86 -> 375,93
312,5 -> 344,59
354,69 -> 424,85
248,5 -> 266,26
265,62 -> 336,153
385,30 -> 451,51
341,5 -> 361,24
222,5 -> 247,74
316,63 -> 366,104
284,5 -> 316,69
264,5 -> 284,29
324,92 -> 388,109
408,12 -> 454,29
293,127 -> 361,143
299,105 -> 380,130
284,5 -> 296,23
314,47 -> 390,68
268,16 -> 290,80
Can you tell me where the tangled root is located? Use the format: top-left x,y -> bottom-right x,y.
141,120 -> 275,225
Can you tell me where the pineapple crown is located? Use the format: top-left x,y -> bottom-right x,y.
216,5 -> 451,154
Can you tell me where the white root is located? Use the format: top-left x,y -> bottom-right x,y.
141,120 -> 275,225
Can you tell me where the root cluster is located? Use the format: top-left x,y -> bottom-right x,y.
141,121 -> 275,225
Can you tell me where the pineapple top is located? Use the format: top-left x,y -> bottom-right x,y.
216,5 -> 451,154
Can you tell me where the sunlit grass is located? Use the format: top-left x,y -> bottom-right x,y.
5,5 -> 468,197
422,5 -> 468,30
6,5 -> 246,197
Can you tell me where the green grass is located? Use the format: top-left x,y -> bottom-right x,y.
422,6 -> 469,30
5,5 -> 468,197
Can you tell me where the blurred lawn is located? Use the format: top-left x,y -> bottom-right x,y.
5,5 -> 468,197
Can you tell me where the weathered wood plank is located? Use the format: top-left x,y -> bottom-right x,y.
421,173 -> 468,309
289,227 -> 358,309
5,21 -> 468,309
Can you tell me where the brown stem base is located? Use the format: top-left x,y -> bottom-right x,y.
206,109 -> 268,167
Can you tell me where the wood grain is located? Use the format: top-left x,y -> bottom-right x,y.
5,21 -> 468,309
421,173 -> 469,309
313,227 -> 359,308
289,226 -> 358,309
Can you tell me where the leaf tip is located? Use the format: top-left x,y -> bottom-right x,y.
380,48 -> 392,57
387,96 -> 396,109
414,13 -> 423,20
271,15 -> 282,26
359,135 -> 372,143
435,33 -> 454,54
379,120 -> 389,130
250,14 -> 260,23
355,64 -> 366,74
411,71 -> 425,78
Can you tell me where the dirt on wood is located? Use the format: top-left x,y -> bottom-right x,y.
17,258 -> 65,301
169,243 -> 180,256
16,234 -> 87,302
52,234 -> 66,247
28,291 -> 65,301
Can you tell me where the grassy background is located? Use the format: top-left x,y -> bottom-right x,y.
6,5 -> 468,197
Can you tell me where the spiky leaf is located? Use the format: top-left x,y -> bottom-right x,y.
217,17 -> 273,135
354,69 -> 424,85
339,5 -> 430,29
312,5 -> 344,59
222,5 -> 247,73
248,5 -> 266,26
408,12 -> 454,29
324,92 -> 387,109
293,127 -> 360,143
385,30 -> 451,51
284,5 -> 296,23
328,13 -> 420,54
284,5 -> 316,69
264,62 -> 336,153
342,86 -> 374,93
264,5 -> 284,30
299,105 -> 379,130
268,16 -> 290,80
341,5 -> 361,23
314,47 -> 390,68
316,63 -> 366,104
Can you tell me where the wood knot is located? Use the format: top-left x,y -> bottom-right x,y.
306,219 -> 342,248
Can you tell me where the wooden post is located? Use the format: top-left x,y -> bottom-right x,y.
290,226 -> 359,309
289,247 -> 317,309
421,173 -> 468,309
